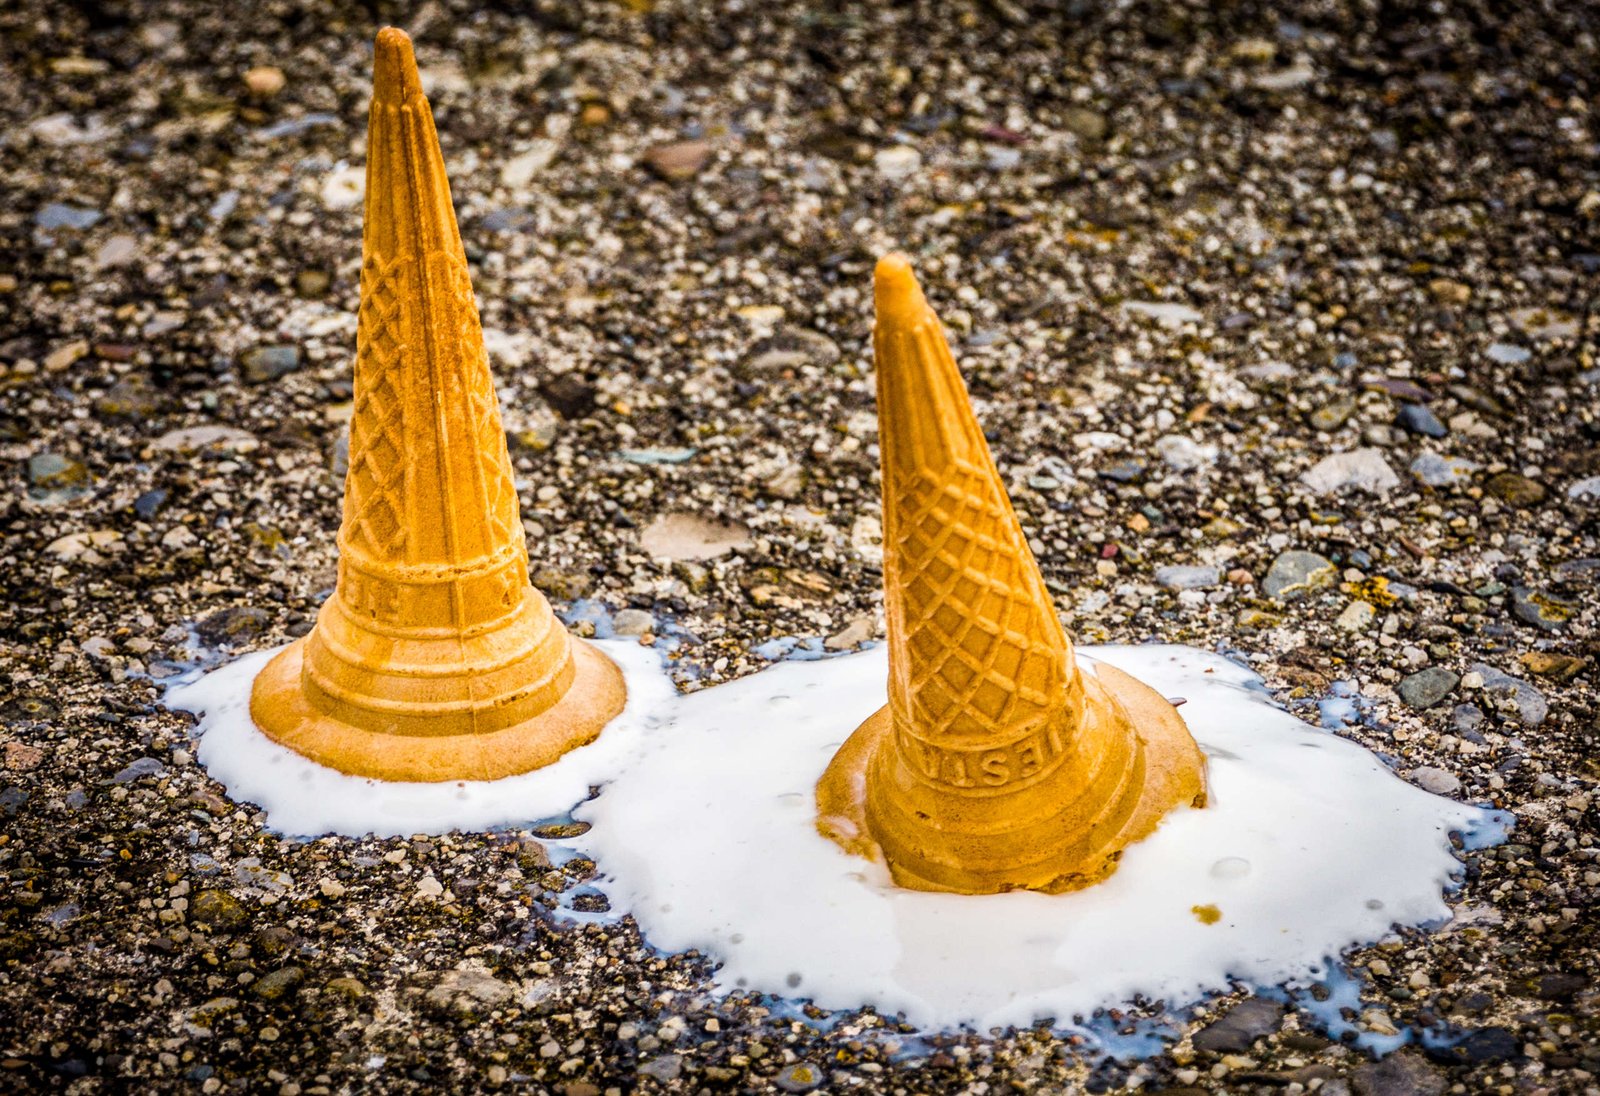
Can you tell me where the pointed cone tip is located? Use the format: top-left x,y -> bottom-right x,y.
373,27 -> 424,106
874,253 -> 928,330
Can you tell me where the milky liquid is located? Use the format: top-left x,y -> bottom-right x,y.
168,641 -> 1500,1031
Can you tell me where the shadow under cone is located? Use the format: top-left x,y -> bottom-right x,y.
250,28 -> 624,782
816,255 -> 1207,893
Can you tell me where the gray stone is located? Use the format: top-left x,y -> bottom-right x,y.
1308,395 -> 1358,431
617,447 -> 698,465
1452,703 -> 1484,735
1469,663 -> 1547,726
95,379 -> 160,419
1409,766 -> 1461,796
1192,997 -> 1285,1053
1153,435 -> 1216,472
241,345 -> 302,383
1352,1050 -> 1446,1096
93,234 -> 139,269
25,453 -> 93,502
639,1055 -> 683,1082
1554,558 -> 1600,584
1262,550 -> 1336,601
1409,453 -> 1477,488
639,512 -> 752,561
825,614 -> 876,651
330,430 -> 350,478
1255,62 -> 1316,90
1396,403 -> 1447,437
775,1063 -> 824,1093
208,190 -> 240,219
1397,667 -> 1459,710
1301,448 -> 1400,495
1241,361 -> 1295,383
480,208 -> 535,233
1534,973 -> 1587,999
1336,601 -> 1376,632
1099,458 -> 1147,482
1567,475 -> 1600,502
112,757 -> 166,784
1154,565 -> 1222,590
1485,342 -> 1531,365
35,202 -> 102,231
255,112 -> 338,139
746,328 -> 841,372
612,609 -> 656,637
1122,301 -> 1202,328
1441,1026 -> 1520,1064
151,425 -> 258,452
232,859 -> 291,898
986,146 -> 1021,171
874,144 -> 921,180
416,968 -> 515,1019
1510,586 -> 1574,632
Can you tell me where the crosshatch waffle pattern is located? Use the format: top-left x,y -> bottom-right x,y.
879,314 -> 1071,750
343,251 -> 523,580
344,255 -> 411,562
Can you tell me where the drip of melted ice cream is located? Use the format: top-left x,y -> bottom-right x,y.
169,641 -> 1499,1030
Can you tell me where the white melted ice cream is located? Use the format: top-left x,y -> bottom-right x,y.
168,640 -> 1499,1031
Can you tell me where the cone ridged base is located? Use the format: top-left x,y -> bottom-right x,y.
252,634 -> 624,784
818,659 -> 1207,895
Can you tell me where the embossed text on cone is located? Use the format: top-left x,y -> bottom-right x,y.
250,28 -> 624,782
816,255 -> 1206,893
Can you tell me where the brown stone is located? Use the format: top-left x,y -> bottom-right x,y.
643,139 -> 713,181
1518,652 -> 1586,681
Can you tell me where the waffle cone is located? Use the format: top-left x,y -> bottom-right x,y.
250,29 -> 624,782
816,255 -> 1206,893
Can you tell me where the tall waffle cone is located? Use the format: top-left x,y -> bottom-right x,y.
816,255 -> 1206,893
249,28 -> 624,782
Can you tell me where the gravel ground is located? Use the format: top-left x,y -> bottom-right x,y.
2,0 -> 1598,1092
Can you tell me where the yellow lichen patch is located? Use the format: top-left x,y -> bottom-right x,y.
1341,576 -> 1399,607
1064,228 -> 1121,251
1524,592 -> 1574,625
1192,904 -> 1222,925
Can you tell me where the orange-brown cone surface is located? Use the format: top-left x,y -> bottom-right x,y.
250,29 -> 625,782
815,255 -> 1207,893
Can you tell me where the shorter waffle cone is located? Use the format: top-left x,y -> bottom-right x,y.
250,29 -> 624,782
816,255 -> 1206,893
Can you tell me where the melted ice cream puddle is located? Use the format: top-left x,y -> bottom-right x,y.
169,641 -> 1500,1030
